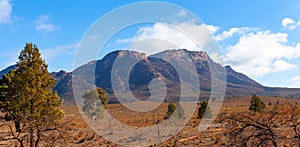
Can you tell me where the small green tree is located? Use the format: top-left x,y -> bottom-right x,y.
165,103 -> 185,119
273,104 -> 279,111
175,104 -> 185,119
249,94 -> 266,113
0,43 -> 64,147
166,102 -> 176,118
198,100 -> 212,119
82,87 -> 109,127
268,101 -> 272,106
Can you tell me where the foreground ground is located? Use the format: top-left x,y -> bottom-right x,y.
2,96 -> 300,146
56,96 -> 300,146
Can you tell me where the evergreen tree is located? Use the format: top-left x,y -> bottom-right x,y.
249,94 -> 266,113
165,102 -> 185,119
166,102 -> 176,118
175,104 -> 185,119
0,43 -> 64,147
198,100 -> 212,119
268,101 -> 272,106
82,87 -> 108,127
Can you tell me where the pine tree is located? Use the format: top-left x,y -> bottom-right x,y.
0,43 -> 64,147
268,101 -> 272,106
249,94 -> 266,113
82,87 -> 108,127
166,102 -> 176,118
198,100 -> 212,119
175,104 -> 185,119
165,102 -> 185,119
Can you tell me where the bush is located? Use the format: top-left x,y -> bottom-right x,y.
82,87 -> 109,127
249,94 -> 265,113
198,100 -> 212,119
165,103 -> 185,119
268,102 -> 272,106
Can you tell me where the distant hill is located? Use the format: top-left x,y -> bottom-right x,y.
1,49 -> 300,104
0,65 -> 16,77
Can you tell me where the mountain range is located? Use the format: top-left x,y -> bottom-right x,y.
1,49 -> 300,104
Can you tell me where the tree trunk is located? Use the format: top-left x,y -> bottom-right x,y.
34,129 -> 40,147
29,99 -> 34,147
92,116 -> 95,127
17,139 -> 24,147
30,127 -> 34,147
14,120 -> 21,132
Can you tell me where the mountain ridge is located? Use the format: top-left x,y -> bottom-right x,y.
1,49 -> 300,104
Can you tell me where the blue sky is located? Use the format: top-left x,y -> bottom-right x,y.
1,0 -> 300,88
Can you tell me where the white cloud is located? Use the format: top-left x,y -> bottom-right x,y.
0,0 -> 12,24
209,52 -> 223,64
36,24 -> 56,32
35,14 -> 58,32
282,18 -> 295,27
40,43 -> 78,62
115,19 -> 300,78
215,27 -> 257,41
35,14 -> 50,24
206,24 -> 219,34
224,30 -> 300,77
281,17 -> 300,30
175,9 -> 187,17
116,22 -> 217,55
287,76 -> 300,86
272,60 -> 296,72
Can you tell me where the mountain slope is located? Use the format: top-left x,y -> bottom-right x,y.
0,65 -> 16,79
1,49 -> 300,104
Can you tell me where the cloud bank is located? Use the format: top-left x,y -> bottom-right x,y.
224,30 -> 300,77
116,21 -> 218,56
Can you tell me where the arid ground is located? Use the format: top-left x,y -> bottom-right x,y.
48,96 -> 300,147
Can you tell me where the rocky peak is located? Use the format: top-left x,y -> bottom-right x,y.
187,50 -> 209,62
151,49 -> 210,64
